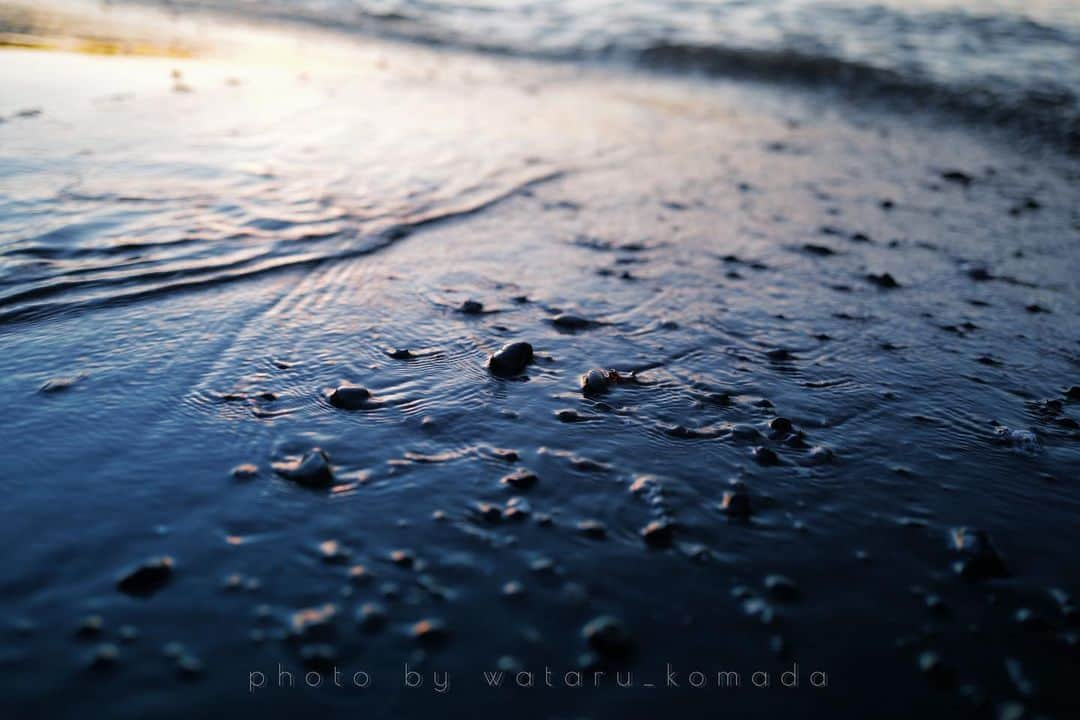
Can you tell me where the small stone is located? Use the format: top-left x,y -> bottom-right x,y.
410,618 -> 448,644
641,520 -> 674,548
357,602 -> 387,631
1066,386 -> 1080,401
501,469 -> 538,490
576,520 -> 607,540
290,604 -> 338,639
502,581 -> 525,599
950,527 -> 1008,581
348,565 -> 373,584
77,615 -> 104,638
867,272 -> 900,289
176,653 -> 204,678
580,368 -> 614,395
274,448 -> 333,487
486,342 -> 534,376
300,644 -> 337,670
581,616 -> 634,659
317,540 -> 351,564
88,643 -> 119,670
460,299 -> 484,314
386,348 -> 416,360
555,408 -> 586,423
918,651 -> 954,687
231,463 -> 258,480
769,417 -> 793,434
117,556 -> 174,597
720,489 -> 752,518
752,447 -> 781,466
473,502 -> 503,524
551,313 -> 592,330
766,348 -> 794,362
328,385 -> 371,410
764,574 -> 800,602
805,445 -> 835,465
390,549 -> 415,568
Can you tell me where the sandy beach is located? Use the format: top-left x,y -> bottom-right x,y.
1,1 -> 1078,718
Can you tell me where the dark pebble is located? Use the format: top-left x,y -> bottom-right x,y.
1025,303 -> 1049,314
386,348 -> 416,360
720,489 -> 752,518
77,615 -> 105,638
357,602 -> 387,631
576,520 -> 608,540
940,169 -> 973,186
460,299 -> 484,314
580,368 -> 614,395
769,417 -> 793,435
967,267 -> 993,282
764,574 -> 800,602
410,618 -> 448,644
752,447 -> 781,466
918,651 -> 954,688
328,384 -> 371,410
501,469 -> 538,490
88,643 -> 119,670
641,520 -> 674,548
867,272 -> 900,289
231,463 -> 258,480
551,313 -> 592,330
390,549 -> 415,568
950,527 -> 1008,581
1067,386 -> 1080,400
581,616 -> 634,659
274,448 -> 334,487
556,408 -> 586,423
766,348 -> 794,362
801,243 -> 835,256
486,341 -> 534,376
300,644 -> 337,671
117,556 -> 174,597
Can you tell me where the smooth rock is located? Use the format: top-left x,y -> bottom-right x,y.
329,385 -> 371,410
581,616 -> 634,659
641,520 -> 674,548
950,527 -> 1008,581
576,520 -> 608,540
274,448 -> 334,487
501,469 -> 538,490
764,574 -> 800,602
117,557 -> 174,597
486,342 -> 534,376
580,368 -> 614,395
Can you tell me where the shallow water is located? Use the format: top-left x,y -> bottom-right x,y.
1,5 -> 1080,720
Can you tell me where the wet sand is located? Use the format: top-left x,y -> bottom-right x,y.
1,4 -> 1079,719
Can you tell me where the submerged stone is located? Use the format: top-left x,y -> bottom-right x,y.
501,469 -> 538,490
581,616 -> 634,659
580,368 -> 615,395
410,618 -> 448,644
117,556 -> 174,597
231,463 -> 258,480
764,574 -> 800,602
329,385 -> 371,410
551,313 -> 592,330
867,272 -> 900,289
460,299 -> 484,314
641,520 -> 674,548
576,520 -> 608,540
752,447 -> 781,466
386,348 -> 416,360
951,527 -> 1008,581
486,342 -> 534,376
720,489 -> 752,518
274,448 -> 334,487
357,602 -> 387,632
